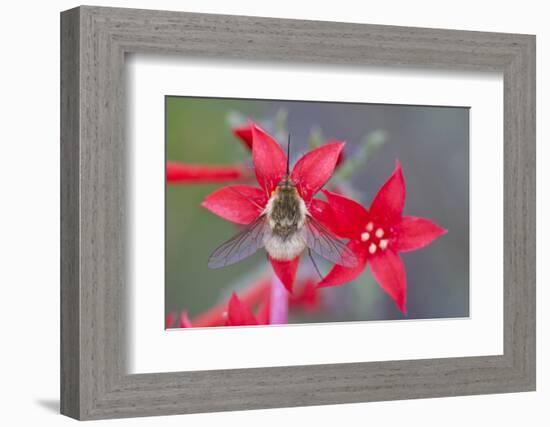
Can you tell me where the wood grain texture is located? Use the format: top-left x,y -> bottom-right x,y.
60,7 -> 80,419
60,5 -> 536,420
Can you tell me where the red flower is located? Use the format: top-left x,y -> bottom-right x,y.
178,311 -> 193,328
317,161 -> 447,313
165,312 -> 176,329
202,123 -> 345,292
167,161 -> 250,184
233,123 -> 345,169
225,293 -> 270,326
165,311 -> 193,328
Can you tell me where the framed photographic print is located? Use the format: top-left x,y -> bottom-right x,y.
60,6 -> 536,420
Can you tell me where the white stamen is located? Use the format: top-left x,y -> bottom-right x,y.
375,228 -> 384,238
366,222 -> 374,232
360,232 -> 370,242
379,239 -> 389,250
369,243 -> 377,254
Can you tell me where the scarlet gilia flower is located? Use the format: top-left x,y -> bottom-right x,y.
166,296 -> 270,328
318,161 -> 447,313
167,161 -> 250,184
178,311 -> 193,328
165,311 -> 193,328
165,312 -> 176,329
202,122 -> 351,292
225,293 -> 270,326
233,122 -> 346,169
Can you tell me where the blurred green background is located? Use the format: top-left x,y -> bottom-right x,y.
165,96 -> 469,324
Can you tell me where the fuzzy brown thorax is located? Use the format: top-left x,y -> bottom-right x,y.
264,177 -> 307,241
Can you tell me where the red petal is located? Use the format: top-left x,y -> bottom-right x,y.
331,141 -> 345,168
322,189 -> 369,238
308,198 -> 336,229
232,124 -> 253,151
201,185 -> 266,225
252,124 -> 287,194
191,278 -> 270,328
291,142 -> 345,201
166,161 -> 245,183
317,240 -> 368,288
226,293 -> 258,326
369,250 -> 407,313
290,279 -> 321,312
165,312 -> 176,329
269,256 -> 300,293
394,216 -> 447,253
370,161 -> 406,224
178,311 -> 193,328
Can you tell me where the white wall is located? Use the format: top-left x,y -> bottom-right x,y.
0,0 -> 546,425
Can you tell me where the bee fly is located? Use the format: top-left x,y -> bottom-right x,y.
207,135 -> 358,272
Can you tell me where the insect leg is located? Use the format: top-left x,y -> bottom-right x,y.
308,248 -> 323,280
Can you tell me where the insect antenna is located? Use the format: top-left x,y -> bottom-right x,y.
295,147 -> 307,203
286,133 -> 291,175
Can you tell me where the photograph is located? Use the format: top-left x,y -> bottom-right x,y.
165,96 -> 469,328
53,4 -> 537,421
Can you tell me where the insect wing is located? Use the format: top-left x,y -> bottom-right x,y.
208,216 -> 268,269
303,216 -> 358,268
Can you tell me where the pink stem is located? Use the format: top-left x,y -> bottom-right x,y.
269,275 -> 289,325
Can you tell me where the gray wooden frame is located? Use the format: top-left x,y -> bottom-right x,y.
60,5 -> 536,420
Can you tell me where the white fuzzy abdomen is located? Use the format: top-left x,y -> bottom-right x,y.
262,187 -> 308,261
264,231 -> 307,261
